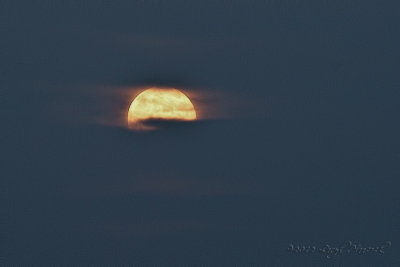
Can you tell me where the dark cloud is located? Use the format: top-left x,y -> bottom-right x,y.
2,0 -> 400,265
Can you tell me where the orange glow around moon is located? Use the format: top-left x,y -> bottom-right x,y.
128,88 -> 197,129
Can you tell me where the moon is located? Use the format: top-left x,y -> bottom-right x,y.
128,87 -> 197,129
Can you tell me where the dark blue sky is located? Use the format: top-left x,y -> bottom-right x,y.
2,0 -> 400,265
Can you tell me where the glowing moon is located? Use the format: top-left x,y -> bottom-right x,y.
128,88 -> 197,129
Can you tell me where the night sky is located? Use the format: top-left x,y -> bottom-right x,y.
2,0 -> 400,265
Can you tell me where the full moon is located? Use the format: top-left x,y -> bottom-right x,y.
128,87 -> 197,129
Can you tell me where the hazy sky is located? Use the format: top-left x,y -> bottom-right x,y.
2,0 -> 400,265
